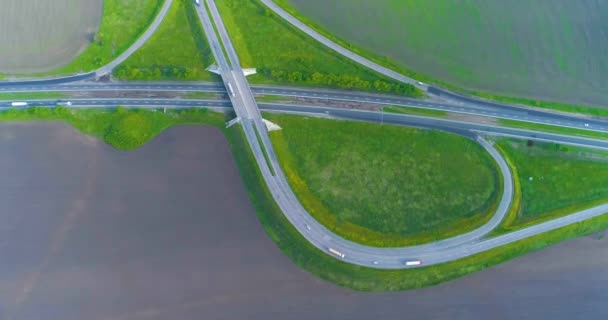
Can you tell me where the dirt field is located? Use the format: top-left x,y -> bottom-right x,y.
0,0 -> 102,73
0,123 -> 606,319
288,0 -> 608,106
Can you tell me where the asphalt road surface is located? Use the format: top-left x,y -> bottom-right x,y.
0,123 -> 606,320
1,82 -> 606,133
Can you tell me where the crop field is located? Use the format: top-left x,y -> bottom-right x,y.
497,139 -> 608,229
286,0 -> 608,106
266,113 -> 500,246
0,0 -> 102,73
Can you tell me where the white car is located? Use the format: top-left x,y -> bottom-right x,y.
584,123 -> 589,127
305,224 -> 311,230
195,0 -> 200,6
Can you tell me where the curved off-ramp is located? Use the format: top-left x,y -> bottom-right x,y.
0,0 -> 174,86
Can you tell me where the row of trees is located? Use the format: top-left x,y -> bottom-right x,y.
257,67 -> 419,96
114,65 -> 207,80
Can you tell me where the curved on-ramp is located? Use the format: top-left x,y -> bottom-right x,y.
0,0 -> 174,86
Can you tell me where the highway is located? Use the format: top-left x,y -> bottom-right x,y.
1,82 -> 607,134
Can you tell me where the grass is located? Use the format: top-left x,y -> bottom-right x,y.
44,0 -> 165,75
0,107 -> 225,150
384,105 -> 448,118
215,0 -> 422,97
495,139 -> 608,230
265,113 -> 500,247
114,0 -> 216,81
228,112 -> 608,291
499,119 -> 608,140
0,92 -> 68,100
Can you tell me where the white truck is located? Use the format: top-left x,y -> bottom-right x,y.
10,102 -> 28,107
328,247 -> 345,258
405,260 -> 423,266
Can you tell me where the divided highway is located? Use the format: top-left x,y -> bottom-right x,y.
1,82 -> 607,134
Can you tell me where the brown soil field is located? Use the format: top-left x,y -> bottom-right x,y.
0,0 -> 102,73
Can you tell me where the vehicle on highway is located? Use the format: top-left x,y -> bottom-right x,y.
328,247 -> 345,258
195,0 -> 200,6
305,224 -> 311,230
10,102 -> 28,107
417,81 -> 424,85
372,261 -> 379,265
405,260 -> 423,266
227,83 -> 236,97
56,101 -> 72,106
584,123 -> 590,127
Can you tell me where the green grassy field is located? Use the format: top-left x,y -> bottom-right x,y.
45,0 -> 164,75
114,0 -> 216,81
283,0 -> 608,107
265,113 -> 500,246
496,139 -> 608,230
215,0 -> 421,97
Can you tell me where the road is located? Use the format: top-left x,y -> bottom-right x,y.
1,82 -> 606,134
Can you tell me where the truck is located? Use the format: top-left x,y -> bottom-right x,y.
56,101 -> 72,106
227,83 -> 236,97
404,260 -> 423,266
10,102 -> 28,107
328,247 -> 345,258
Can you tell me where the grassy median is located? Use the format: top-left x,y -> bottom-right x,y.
114,0 -> 216,81
265,113 -> 500,247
